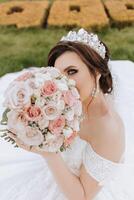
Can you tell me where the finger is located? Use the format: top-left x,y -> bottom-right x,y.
7,132 -> 31,151
7,131 -> 17,141
7,132 -> 48,155
29,145 -> 39,153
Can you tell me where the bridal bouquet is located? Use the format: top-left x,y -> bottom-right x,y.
0,67 -> 83,153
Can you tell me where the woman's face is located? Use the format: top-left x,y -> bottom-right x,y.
54,51 -> 96,102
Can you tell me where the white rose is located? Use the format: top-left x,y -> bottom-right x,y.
58,83 -> 68,91
66,120 -> 74,129
35,96 -> 46,107
45,67 -> 61,78
38,118 -> 49,130
52,91 -> 62,102
4,81 -> 32,109
57,99 -> 65,110
38,134 -> 64,152
45,132 -> 56,140
35,73 -> 51,87
18,125 -> 44,146
68,79 -> 76,86
67,118 -> 80,132
7,110 -> 21,133
37,67 -> 48,74
54,79 -> 68,91
73,100 -> 83,116
63,127 -> 73,138
71,87 -> 80,99
64,108 -> 74,121
73,118 -> 80,132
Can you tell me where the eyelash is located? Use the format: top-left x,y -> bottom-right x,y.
67,69 -> 78,75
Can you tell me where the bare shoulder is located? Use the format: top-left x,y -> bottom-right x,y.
89,110 -> 126,163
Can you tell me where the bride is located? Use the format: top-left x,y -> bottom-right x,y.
0,28 -> 134,200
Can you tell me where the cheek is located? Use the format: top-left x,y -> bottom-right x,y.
75,74 -> 94,101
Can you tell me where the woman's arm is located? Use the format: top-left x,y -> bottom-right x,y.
7,132 -> 106,200
42,120 -> 125,200
8,132 -> 103,200
44,152 -> 86,200
44,152 -> 104,200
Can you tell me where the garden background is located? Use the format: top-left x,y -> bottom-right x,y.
0,0 -> 133,77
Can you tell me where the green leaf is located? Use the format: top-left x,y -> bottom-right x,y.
0,108 -> 10,125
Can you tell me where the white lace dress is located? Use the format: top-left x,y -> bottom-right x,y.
0,60 -> 134,200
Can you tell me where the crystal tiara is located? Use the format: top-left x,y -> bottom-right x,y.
60,28 -> 106,59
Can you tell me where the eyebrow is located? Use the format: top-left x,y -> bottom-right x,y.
64,65 -> 77,72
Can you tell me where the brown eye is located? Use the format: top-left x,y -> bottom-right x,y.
67,69 -> 78,75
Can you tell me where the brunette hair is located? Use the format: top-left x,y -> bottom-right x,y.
47,37 -> 113,94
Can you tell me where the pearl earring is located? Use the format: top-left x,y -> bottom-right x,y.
91,87 -> 97,97
91,86 -> 100,97
91,74 -> 101,97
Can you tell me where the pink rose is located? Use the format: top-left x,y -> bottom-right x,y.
24,105 -> 43,121
15,72 -> 33,81
41,80 -> 57,96
64,131 -> 78,147
63,90 -> 77,106
48,116 -> 65,135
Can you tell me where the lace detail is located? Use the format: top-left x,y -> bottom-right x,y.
82,139 -> 125,186
60,136 -> 86,176
61,135 -> 125,187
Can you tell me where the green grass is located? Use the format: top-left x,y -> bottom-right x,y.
0,0 -> 8,2
0,26 -> 134,77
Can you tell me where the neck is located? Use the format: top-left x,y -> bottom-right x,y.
82,91 -> 110,121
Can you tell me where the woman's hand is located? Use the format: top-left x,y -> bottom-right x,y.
7,131 -> 57,158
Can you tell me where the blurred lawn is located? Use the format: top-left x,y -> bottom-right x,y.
0,26 -> 134,77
